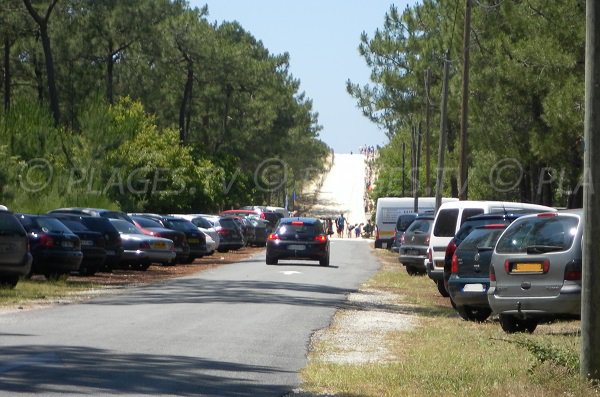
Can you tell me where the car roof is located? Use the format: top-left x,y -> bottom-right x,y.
279,217 -> 320,224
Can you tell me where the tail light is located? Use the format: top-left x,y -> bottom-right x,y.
504,259 -> 510,273
139,241 -> 150,249
268,233 -> 279,241
543,259 -> 550,273
218,228 -> 230,236
260,213 -> 265,219
451,254 -> 459,273
445,239 -> 457,259
40,234 -> 54,248
564,259 -> 581,281
490,265 -> 496,281
376,228 -> 380,240
314,235 -> 327,243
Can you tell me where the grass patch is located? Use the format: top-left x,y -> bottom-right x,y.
300,249 -> 598,397
0,278 -> 102,306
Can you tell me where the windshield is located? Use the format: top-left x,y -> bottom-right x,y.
458,228 -> 505,251
133,216 -> 163,228
163,219 -> 198,232
276,221 -> 322,237
496,216 -> 579,254
111,219 -> 143,234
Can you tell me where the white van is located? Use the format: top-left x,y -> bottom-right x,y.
425,200 -> 556,292
374,197 -> 457,248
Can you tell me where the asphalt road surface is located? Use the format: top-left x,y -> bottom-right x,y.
0,241 -> 377,396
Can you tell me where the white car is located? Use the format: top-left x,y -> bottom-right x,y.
170,214 -> 220,250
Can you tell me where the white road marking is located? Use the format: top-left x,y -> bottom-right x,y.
280,271 -> 302,275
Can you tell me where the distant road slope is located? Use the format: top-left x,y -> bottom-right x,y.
306,153 -> 367,226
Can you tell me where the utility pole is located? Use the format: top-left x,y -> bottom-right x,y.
425,68 -> 432,196
412,122 -> 422,212
458,0 -> 472,200
582,0 -> 600,382
435,51 -> 450,211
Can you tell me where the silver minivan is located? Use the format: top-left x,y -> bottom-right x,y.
487,210 -> 582,333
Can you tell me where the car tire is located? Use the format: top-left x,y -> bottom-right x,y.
436,279 -> 450,297
319,256 -> 330,267
266,257 -> 277,265
499,314 -> 538,334
0,276 -> 19,288
455,305 -> 491,322
406,265 -> 419,276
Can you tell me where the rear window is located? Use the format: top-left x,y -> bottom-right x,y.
218,218 -> 237,229
460,208 -> 485,225
30,217 -> 72,234
396,214 -> 417,232
458,228 -> 505,251
496,216 -> 579,254
80,217 -> 118,233
163,219 -> 198,232
58,219 -> 89,232
133,216 -> 163,228
277,222 -> 321,237
191,217 -> 213,229
0,213 -> 26,235
433,209 -> 459,237
455,218 -> 511,245
406,219 -> 432,234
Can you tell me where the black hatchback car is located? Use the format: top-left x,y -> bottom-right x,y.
0,210 -> 32,288
266,217 -> 330,266
17,214 -> 83,279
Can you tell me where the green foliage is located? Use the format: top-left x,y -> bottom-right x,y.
351,0 -> 585,206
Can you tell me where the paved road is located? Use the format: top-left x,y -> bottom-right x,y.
0,239 -> 378,396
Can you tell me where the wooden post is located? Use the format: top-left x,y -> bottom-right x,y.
435,52 -> 450,211
458,0 -> 472,200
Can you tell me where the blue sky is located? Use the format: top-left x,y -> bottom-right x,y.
190,1 -> 413,154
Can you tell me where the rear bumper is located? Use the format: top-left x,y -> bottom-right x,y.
488,286 -> 581,317
448,276 -> 490,307
266,242 -> 329,261
426,259 -> 444,281
33,251 -> 83,272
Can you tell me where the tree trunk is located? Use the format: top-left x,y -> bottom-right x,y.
106,41 -> 114,104
3,37 -> 11,112
179,61 -> 193,144
22,0 -> 60,125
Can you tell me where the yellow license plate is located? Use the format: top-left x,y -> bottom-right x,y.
188,238 -> 199,244
152,242 -> 166,249
513,263 -> 543,273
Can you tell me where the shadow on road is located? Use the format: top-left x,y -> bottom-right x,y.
0,344 -> 291,396
83,279 -> 355,309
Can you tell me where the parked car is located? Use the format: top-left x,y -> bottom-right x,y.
0,210 -> 32,288
398,214 -> 435,275
390,213 -> 419,253
442,213 -> 533,294
47,214 -> 107,276
109,219 -> 176,270
426,201 -> 556,297
170,214 -> 220,251
201,215 -> 245,253
130,214 -> 207,263
447,224 -> 507,322
131,216 -> 190,263
266,217 -> 330,266
488,210 -> 583,333
236,207 -> 284,228
48,209 -> 125,271
246,217 -> 270,246
17,214 -> 83,279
